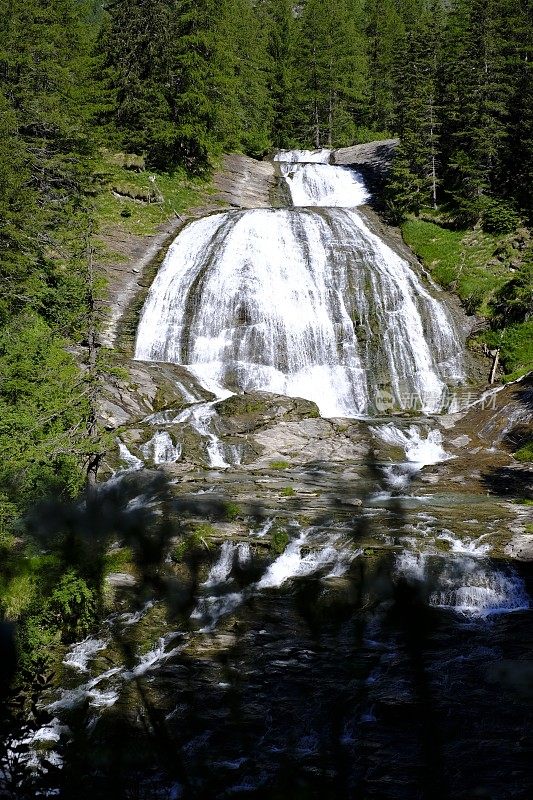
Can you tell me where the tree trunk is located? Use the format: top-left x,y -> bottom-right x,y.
489,348 -> 500,384
85,231 -> 102,487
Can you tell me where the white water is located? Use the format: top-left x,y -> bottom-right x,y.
141,431 -> 182,464
257,531 -> 354,588
63,637 -> 107,673
135,153 -> 464,418
282,162 -> 370,207
274,149 -> 331,163
117,439 -> 143,471
372,423 -> 452,468
396,538 -> 530,618
191,530 -> 357,631
202,541 -> 251,588
173,401 -> 229,467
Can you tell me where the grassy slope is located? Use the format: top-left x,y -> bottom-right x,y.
92,149 -> 217,237
402,217 -> 533,381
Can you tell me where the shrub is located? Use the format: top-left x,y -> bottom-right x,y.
271,527 -> 289,554
514,439 -> 533,463
46,572 -> 97,643
481,198 -> 521,234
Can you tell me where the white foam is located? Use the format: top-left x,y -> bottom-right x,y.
141,431 -> 182,464
372,423 -> 452,468
63,637 -> 107,673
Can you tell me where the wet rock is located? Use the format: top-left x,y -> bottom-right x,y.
216,391 -> 320,434
106,572 -> 137,587
213,154 -> 275,209
505,535 -> 533,561
250,418 -> 366,465
450,434 -> 471,448
332,139 -> 399,172
98,361 -> 213,430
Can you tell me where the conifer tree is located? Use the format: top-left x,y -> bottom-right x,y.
439,0 -> 510,224
224,0 -> 273,156
297,0 -> 367,147
386,1 -> 444,216
261,0 -> 301,149
364,0 -> 406,132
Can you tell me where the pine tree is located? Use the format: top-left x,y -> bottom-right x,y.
223,0 -> 273,156
98,0 -> 182,168
387,1 -> 444,215
364,0 -> 406,132
261,0 -> 301,148
439,0 -> 510,224
498,0 -> 533,220
297,0 -> 367,147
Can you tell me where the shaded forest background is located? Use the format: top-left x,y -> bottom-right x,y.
0,0 -> 531,707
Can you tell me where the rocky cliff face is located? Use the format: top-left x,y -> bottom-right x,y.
332,139 -> 399,171
332,139 -> 399,199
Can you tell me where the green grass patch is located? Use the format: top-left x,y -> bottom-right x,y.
401,218 -> 507,315
104,547 -> 134,575
280,486 -> 295,497
402,216 -> 532,378
271,527 -> 290,554
270,460 -> 290,470
514,438 -> 533,463
92,149 -> 213,237
482,320 -> 533,379
224,502 -> 242,521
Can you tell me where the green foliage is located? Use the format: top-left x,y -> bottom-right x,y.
224,502 -> 242,521
99,0 -> 273,172
296,0 -> 367,147
46,571 -> 96,643
480,198 -> 522,234
271,527 -> 290,554
0,315 -> 91,514
270,460 -> 290,470
280,487 -> 295,497
377,0 -> 532,226
514,439 -> 533,462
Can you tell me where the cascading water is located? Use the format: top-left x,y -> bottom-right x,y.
32,150 -> 531,800
135,151 -> 465,417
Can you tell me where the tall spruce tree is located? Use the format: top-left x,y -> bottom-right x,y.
364,0 -> 406,132
439,0 -> 510,224
225,0 -> 273,156
261,0 -> 301,149
297,0 -> 367,147
385,1 -> 444,217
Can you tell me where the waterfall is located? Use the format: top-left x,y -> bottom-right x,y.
135,151 -> 465,417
